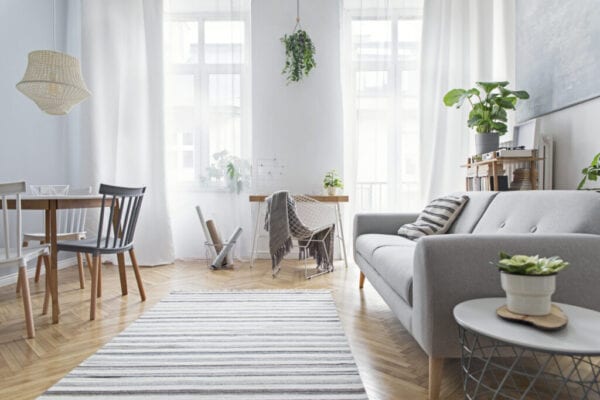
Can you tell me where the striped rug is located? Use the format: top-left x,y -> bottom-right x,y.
39,291 -> 368,399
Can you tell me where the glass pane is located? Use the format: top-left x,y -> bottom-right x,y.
356,70 -> 389,94
400,70 -> 419,96
398,19 -> 421,65
205,21 -> 245,64
356,112 -> 388,183
165,21 -> 198,64
209,74 -> 241,107
182,150 -> 194,168
209,114 -> 241,158
351,20 -> 391,61
166,74 -> 195,106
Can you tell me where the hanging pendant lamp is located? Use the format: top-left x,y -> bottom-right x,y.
16,50 -> 91,115
15,0 -> 90,115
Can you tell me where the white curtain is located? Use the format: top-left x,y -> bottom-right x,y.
341,0 -> 424,215
419,0 -> 515,200
73,0 -> 175,265
163,0 -> 252,260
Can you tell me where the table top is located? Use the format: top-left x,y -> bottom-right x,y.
454,298 -> 600,355
20,194 -> 103,200
249,194 -> 349,203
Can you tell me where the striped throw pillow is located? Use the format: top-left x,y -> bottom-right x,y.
398,195 -> 469,240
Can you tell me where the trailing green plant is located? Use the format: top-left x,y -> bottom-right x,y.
281,29 -> 316,83
494,252 -> 569,276
443,81 -> 530,135
323,170 -> 343,189
577,152 -> 600,190
202,150 -> 251,194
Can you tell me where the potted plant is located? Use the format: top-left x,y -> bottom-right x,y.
443,81 -> 530,155
281,29 -> 316,83
577,152 -> 600,190
494,252 -> 569,316
323,170 -> 343,196
202,150 -> 251,194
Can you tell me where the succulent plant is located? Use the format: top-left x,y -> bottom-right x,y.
494,252 -> 569,276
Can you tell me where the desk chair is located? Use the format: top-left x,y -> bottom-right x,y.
0,181 -> 50,338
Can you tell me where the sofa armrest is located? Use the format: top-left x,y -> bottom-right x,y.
412,233 -> 600,358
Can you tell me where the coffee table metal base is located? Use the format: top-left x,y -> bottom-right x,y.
459,326 -> 600,399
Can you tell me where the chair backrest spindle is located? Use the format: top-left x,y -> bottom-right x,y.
0,182 -> 27,260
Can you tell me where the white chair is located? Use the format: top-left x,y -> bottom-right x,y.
282,194 -> 336,279
21,186 -> 92,291
0,181 -> 50,338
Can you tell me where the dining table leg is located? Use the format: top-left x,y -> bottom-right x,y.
49,202 -> 60,323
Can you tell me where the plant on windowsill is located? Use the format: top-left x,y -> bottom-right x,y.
494,252 -> 569,316
443,81 -> 530,155
577,152 -> 600,191
201,150 -> 251,194
280,0 -> 316,83
323,170 -> 343,196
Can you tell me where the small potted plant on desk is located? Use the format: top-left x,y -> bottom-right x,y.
495,252 -> 569,316
323,170 -> 343,196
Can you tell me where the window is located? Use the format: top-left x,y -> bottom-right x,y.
344,4 -> 423,211
164,2 -> 250,187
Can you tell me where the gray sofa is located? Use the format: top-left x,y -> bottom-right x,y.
353,190 -> 600,399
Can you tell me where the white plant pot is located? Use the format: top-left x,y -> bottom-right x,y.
326,187 -> 337,196
500,272 -> 556,316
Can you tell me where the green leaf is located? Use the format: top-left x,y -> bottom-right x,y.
494,98 -> 516,109
443,89 -> 468,107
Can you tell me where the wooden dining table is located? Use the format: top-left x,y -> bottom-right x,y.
1,195 -> 104,323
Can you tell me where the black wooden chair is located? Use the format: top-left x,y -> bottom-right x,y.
54,184 -> 146,320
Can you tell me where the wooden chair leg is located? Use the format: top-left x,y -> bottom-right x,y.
18,266 -> 35,339
16,272 -> 21,294
359,271 -> 365,289
90,255 -> 99,321
97,255 -> 102,298
42,255 -> 51,315
85,253 -> 93,271
76,253 -> 85,289
429,357 -> 444,400
117,252 -> 128,296
129,249 -> 146,301
34,256 -> 43,283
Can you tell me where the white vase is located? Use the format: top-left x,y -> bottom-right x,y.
326,187 -> 337,196
500,272 -> 556,316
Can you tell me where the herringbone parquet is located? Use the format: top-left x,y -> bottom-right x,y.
0,259 -> 464,400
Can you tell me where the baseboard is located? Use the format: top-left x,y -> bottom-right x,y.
0,257 -> 78,288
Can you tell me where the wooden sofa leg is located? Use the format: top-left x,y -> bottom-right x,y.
359,272 -> 365,289
429,356 -> 444,400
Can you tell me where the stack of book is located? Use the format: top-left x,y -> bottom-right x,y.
466,164 -> 509,191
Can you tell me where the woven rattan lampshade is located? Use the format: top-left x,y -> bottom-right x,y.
16,50 -> 91,115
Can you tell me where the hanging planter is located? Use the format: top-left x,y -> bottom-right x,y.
280,0 -> 316,84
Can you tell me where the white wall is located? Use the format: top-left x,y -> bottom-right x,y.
252,0 -> 343,194
0,0 -> 74,279
533,97 -> 600,189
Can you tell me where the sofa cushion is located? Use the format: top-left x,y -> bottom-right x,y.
398,195 -> 469,240
355,234 -> 416,262
447,192 -> 498,233
473,190 -> 600,234
355,234 -> 416,305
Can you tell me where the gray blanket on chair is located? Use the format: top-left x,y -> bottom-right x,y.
264,191 -> 334,273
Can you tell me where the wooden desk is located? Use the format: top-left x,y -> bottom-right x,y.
249,194 -> 350,269
1,195 -> 103,323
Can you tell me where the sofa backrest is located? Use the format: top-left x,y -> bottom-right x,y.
472,190 -> 600,235
447,191 -> 498,233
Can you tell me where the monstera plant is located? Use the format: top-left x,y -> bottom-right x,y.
577,152 -> 600,190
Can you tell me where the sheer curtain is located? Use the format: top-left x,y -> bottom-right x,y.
75,0 -> 175,266
164,0 -> 252,259
341,0 -> 424,215
419,0 -> 515,200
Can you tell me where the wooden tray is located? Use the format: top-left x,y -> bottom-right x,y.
496,304 -> 568,331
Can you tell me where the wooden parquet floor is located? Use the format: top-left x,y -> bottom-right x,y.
0,259 -> 464,400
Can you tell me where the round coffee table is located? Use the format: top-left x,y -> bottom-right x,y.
454,298 -> 600,399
